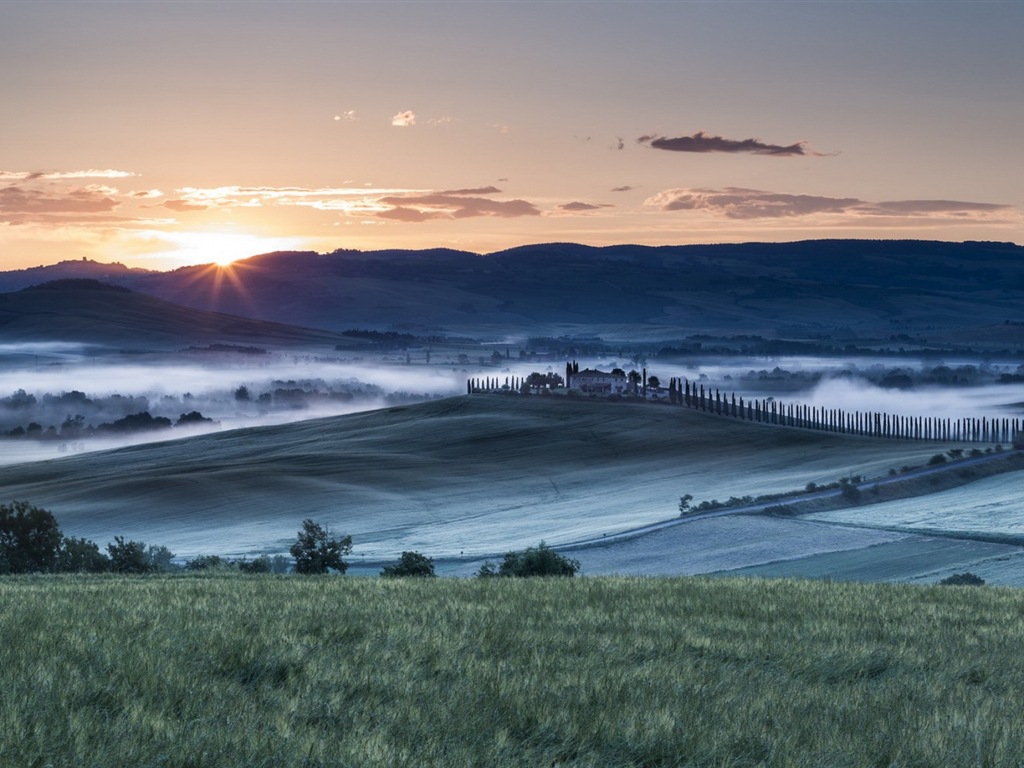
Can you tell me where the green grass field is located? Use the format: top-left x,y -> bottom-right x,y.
3,574 -> 1022,767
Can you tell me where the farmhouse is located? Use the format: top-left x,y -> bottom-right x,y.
569,368 -> 628,395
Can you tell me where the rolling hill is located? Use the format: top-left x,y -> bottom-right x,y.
0,279 -> 356,349
0,394 -> 991,570
3,239 -> 1022,339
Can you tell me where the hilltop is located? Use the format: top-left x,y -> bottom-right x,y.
2,240 -> 1022,342
0,279 -> 357,349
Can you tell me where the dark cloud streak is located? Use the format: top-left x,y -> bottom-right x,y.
639,130 -> 819,157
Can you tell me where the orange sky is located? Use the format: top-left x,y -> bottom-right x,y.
2,1 -> 1021,271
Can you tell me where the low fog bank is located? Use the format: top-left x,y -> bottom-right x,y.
0,348 -> 604,465
2,345 -> 1023,467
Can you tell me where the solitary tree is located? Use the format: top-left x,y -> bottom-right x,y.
381,551 -> 436,578
0,501 -> 64,574
290,519 -> 352,574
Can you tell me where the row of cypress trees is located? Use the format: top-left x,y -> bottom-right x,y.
666,377 -> 1021,444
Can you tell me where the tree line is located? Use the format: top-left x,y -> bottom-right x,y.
0,504 -> 580,579
665,378 -> 1023,445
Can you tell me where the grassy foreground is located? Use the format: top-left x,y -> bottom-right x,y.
2,576 -> 1022,767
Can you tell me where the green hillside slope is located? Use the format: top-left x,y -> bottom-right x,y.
0,395 -> 961,559
0,279 -> 350,348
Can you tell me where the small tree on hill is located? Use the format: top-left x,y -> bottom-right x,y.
290,519 -> 352,574
381,551 -> 436,578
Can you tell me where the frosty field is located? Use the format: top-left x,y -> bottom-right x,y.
5,391 -> 1017,582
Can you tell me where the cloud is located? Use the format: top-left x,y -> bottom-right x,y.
638,131 -> 819,157
556,202 -> 614,212
857,200 -> 1010,217
645,187 -> 1014,221
334,110 -> 357,121
377,192 -> 541,221
129,189 -> 164,199
391,110 -> 416,127
162,199 -> 208,212
0,183 -> 121,223
440,186 -> 502,196
610,185 -> 635,193
0,169 -> 136,181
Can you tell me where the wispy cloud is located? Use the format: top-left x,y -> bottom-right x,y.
638,131 -> 821,157
391,110 -> 416,127
440,186 -> 502,196
162,199 -> 208,212
610,185 -> 635,193
0,169 -> 137,181
0,183 -> 121,223
645,187 -> 1014,221
334,110 -> 357,122
555,202 -> 614,213
377,192 -> 541,221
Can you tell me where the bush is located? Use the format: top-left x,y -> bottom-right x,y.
147,544 -> 178,573
289,519 -> 352,574
928,453 -> 947,465
478,542 -> 580,578
238,556 -> 272,574
59,536 -> 110,573
107,536 -> 151,574
939,572 -> 986,586
381,551 -> 436,578
186,554 -> 227,571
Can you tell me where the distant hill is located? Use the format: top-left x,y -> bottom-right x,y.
2,240 -> 1022,336
0,279 -> 355,349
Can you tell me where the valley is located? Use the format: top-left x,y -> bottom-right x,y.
0,240 -> 1022,584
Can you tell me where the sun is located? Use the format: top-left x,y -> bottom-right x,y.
142,230 -> 308,270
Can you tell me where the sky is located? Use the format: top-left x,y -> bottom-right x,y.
1,0 -> 1022,271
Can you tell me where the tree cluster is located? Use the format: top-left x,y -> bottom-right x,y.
477,542 -> 580,578
0,501 -> 176,575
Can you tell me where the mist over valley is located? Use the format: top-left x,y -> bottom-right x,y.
1,241 -> 1023,583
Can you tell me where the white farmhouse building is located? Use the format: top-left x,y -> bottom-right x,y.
568,368 -> 628,395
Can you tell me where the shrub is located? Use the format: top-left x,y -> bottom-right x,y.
927,453 -> 947,466
238,556 -> 272,574
289,519 -> 352,574
840,484 -> 862,502
59,536 -> 110,573
381,551 -> 436,578
186,554 -> 227,571
478,542 -> 580,578
147,544 -> 178,573
939,572 -> 986,586
107,536 -> 151,574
